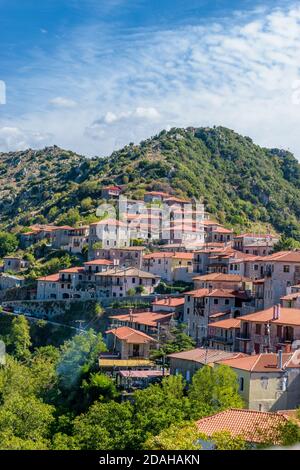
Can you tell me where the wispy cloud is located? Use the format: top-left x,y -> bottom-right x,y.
49,96 -> 77,108
1,2 -> 300,156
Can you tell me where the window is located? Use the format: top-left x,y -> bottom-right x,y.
283,265 -> 290,273
254,265 -> 258,271
225,299 -> 230,305
187,307 -> 190,315
186,370 -> 191,382
255,324 -> 262,335
214,299 -> 219,305
276,325 -> 282,338
239,377 -> 244,392
132,278 -> 136,284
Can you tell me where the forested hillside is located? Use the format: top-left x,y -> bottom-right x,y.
1,126 -> 300,239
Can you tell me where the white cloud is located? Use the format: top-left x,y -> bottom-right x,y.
2,2 -> 300,157
49,97 -> 77,108
0,126 -> 52,152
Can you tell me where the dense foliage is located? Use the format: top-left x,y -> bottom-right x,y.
0,315 -> 298,450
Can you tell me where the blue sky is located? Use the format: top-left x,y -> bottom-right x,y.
0,0 -> 300,156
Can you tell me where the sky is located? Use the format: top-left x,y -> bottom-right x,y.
0,0 -> 300,157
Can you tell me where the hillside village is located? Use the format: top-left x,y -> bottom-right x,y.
1,183 -> 300,449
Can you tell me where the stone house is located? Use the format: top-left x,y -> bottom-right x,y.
105,326 -> 157,360
218,351 -> 300,411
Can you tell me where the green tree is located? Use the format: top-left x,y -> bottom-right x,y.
8,315 -> 32,361
199,431 -> 248,450
57,208 -> 81,227
151,324 -> 196,361
0,232 -> 18,257
0,393 -> 54,447
72,401 -> 135,450
188,365 -> 244,419
273,235 -> 300,252
126,288 -> 136,296
57,330 -> 106,391
82,373 -> 118,407
81,197 -> 94,211
133,375 -> 190,446
145,422 -> 202,450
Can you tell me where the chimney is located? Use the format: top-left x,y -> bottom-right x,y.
129,309 -> 134,322
277,349 -> 283,369
168,297 -> 171,305
277,304 -> 281,319
273,305 -> 280,320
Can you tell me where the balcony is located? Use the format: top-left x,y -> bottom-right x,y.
207,335 -> 233,345
277,337 -> 294,345
236,333 -> 251,341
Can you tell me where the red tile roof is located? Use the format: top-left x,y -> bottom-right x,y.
90,218 -> 127,227
257,251 -> 300,263
143,252 -> 193,260
193,273 -> 252,282
109,311 -> 173,327
239,307 -> 300,326
59,267 -> 85,273
84,259 -> 113,266
211,226 -> 233,234
152,297 -> 185,307
217,353 -> 296,372
185,288 -> 248,299
37,273 -> 60,282
103,186 -> 122,191
168,348 -> 245,364
196,408 -> 288,444
105,326 -> 157,344
208,318 -> 241,329
281,292 -> 300,301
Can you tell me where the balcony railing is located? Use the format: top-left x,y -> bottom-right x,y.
278,337 -> 294,344
207,335 -> 233,345
236,333 -> 251,340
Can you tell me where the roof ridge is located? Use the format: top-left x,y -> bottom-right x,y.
250,353 -> 263,372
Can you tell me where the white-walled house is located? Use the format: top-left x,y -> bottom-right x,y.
142,251 -> 194,282
88,218 -> 130,257
95,267 -> 160,298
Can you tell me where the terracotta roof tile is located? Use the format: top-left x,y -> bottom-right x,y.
208,318 -> 241,329
168,347 -> 245,364
196,408 -> 288,444
37,273 -> 60,282
239,307 -> 300,326
105,326 -> 157,344
217,353 -> 295,372
152,297 -> 185,307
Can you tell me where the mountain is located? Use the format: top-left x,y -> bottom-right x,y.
1,126 -> 300,239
